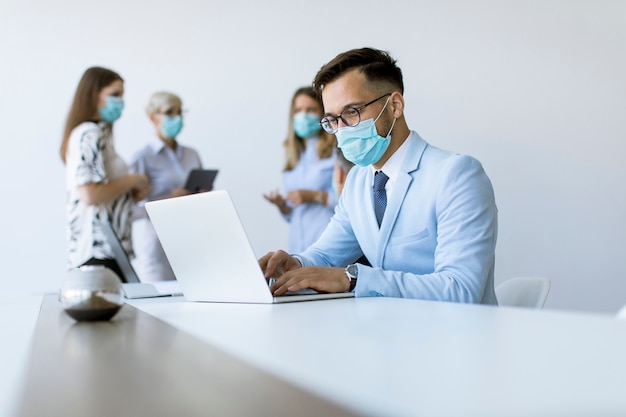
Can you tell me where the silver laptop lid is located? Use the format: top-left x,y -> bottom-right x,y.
145,191 -> 274,303
145,190 -> 354,304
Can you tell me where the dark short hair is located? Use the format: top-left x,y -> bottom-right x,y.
313,47 -> 404,95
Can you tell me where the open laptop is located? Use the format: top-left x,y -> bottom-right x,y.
101,220 -> 183,298
144,190 -> 355,303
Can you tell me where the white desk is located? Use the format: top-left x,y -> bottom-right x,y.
129,296 -> 626,417
4,294 -> 626,417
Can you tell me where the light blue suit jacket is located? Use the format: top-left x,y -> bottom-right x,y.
298,131 -> 498,304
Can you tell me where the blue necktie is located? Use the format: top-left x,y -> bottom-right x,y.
373,171 -> 389,227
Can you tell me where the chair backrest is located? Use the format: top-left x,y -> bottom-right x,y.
496,277 -> 551,309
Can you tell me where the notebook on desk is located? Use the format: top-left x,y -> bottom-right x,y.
144,190 -> 354,304
101,220 -> 183,299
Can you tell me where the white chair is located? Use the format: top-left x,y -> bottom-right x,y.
495,277 -> 551,309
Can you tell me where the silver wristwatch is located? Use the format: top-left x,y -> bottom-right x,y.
345,264 -> 358,292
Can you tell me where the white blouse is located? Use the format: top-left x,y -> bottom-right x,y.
65,121 -> 134,269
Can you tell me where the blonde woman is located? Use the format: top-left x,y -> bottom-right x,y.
129,91 -> 203,281
264,86 -> 337,253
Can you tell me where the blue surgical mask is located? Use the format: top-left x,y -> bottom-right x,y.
335,96 -> 396,166
293,112 -> 321,138
160,115 -> 183,139
98,96 -> 124,123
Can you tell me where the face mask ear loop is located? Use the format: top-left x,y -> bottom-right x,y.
373,95 -> 392,124
373,95 -> 395,137
386,116 -> 397,138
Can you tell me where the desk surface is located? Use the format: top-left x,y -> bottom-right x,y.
5,294 -> 626,417
129,296 -> 626,417
13,296 -> 357,417
0,295 -> 42,417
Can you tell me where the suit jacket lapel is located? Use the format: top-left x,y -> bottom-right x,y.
376,133 -> 428,265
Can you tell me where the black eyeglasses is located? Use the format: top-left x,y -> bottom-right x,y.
320,93 -> 391,134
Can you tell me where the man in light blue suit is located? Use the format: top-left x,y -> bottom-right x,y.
260,47 -> 498,304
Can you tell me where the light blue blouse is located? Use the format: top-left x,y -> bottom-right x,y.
129,136 -> 202,219
282,138 -> 337,253
127,137 -> 203,282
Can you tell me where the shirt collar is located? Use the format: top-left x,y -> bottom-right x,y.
370,133 -> 412,183
148,136 -> 166,154
148,135 -> 183,158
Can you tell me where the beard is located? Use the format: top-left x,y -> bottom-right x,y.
374,107 -> 396,139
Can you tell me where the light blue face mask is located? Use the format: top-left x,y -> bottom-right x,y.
293,112 -> 321,138
335,96 -> 396,166
160,115 -> 183,139
98,96 -> 124,123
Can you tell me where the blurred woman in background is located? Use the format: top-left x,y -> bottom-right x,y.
129,91 -> 203,281
60,66 -> 150,280
264,86 -> 337,253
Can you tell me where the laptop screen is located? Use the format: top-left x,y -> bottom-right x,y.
101,220 -> 141,283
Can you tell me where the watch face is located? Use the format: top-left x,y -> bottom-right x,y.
347,264 -> 358,278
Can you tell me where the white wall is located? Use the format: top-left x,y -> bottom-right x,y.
1,0 -> 624,313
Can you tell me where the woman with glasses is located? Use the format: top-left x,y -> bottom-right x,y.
60,66 -> 150,281
264,86 -> 337,253
129,91 -> 203,282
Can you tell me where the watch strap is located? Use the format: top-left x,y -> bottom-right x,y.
345,264 -> 358,292
348,276 -> 357,292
